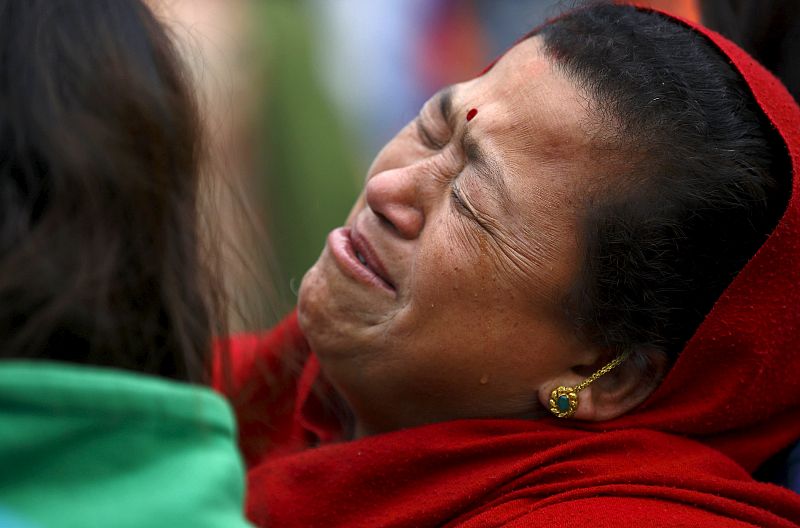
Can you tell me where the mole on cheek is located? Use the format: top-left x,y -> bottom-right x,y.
466,108 -> 478,122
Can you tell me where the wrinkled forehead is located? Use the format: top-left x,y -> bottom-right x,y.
462,37 -> 601,193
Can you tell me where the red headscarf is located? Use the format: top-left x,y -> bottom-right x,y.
218,8 -> 800,527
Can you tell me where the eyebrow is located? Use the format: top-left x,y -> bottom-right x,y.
437,86 -> 454,126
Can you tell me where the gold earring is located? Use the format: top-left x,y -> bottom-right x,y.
549,351 -> 632,418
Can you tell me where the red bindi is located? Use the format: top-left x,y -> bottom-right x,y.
466,108 -> 478,122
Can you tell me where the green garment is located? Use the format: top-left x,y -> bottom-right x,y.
0,361 -> 252,528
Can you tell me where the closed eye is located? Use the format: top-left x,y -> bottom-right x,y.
451,182 -> 492,233
450,183 -> 487,225
451,185 -> 471,215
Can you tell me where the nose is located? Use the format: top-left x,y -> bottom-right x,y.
365,168 -> 424,239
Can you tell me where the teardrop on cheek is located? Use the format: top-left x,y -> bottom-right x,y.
466,108 -> 478,122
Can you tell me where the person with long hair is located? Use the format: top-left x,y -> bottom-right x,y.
0,1 -> 250,526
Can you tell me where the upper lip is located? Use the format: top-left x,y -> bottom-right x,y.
350,226 -> 395,289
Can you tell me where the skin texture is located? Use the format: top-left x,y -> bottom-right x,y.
298,37 -> 660,437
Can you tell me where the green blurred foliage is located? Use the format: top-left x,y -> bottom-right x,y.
254,1 -> 361,310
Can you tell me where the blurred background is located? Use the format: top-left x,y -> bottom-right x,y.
146,0 -> 710,328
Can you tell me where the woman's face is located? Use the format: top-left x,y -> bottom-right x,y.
298,37 -> 604,436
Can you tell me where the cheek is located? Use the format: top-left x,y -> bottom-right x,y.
397,215 -> 516,338
414,215 -> 482,296
401,211 -> 563,360
415,213 -> 517,303
377,237 -> 554,418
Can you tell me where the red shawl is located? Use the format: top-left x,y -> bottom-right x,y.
216,10 -> 800,528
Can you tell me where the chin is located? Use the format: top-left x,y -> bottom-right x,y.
297,261 -> 335,346
297,255 -> 375,361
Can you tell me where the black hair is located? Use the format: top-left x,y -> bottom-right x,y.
0,0 -> 224,383
539,5 -> 791,367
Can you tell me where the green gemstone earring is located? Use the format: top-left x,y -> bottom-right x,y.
548,351 -> 631,419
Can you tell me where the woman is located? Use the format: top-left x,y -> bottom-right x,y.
219,4 -> 800,527
0,1 -> 250,526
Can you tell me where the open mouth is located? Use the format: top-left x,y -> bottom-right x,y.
327,226 -> 396,295
350,227 -> 395,290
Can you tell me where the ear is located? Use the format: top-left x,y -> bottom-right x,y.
537,349 -> 669,421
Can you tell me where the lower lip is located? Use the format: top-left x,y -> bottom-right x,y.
327,227 -> 396,296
